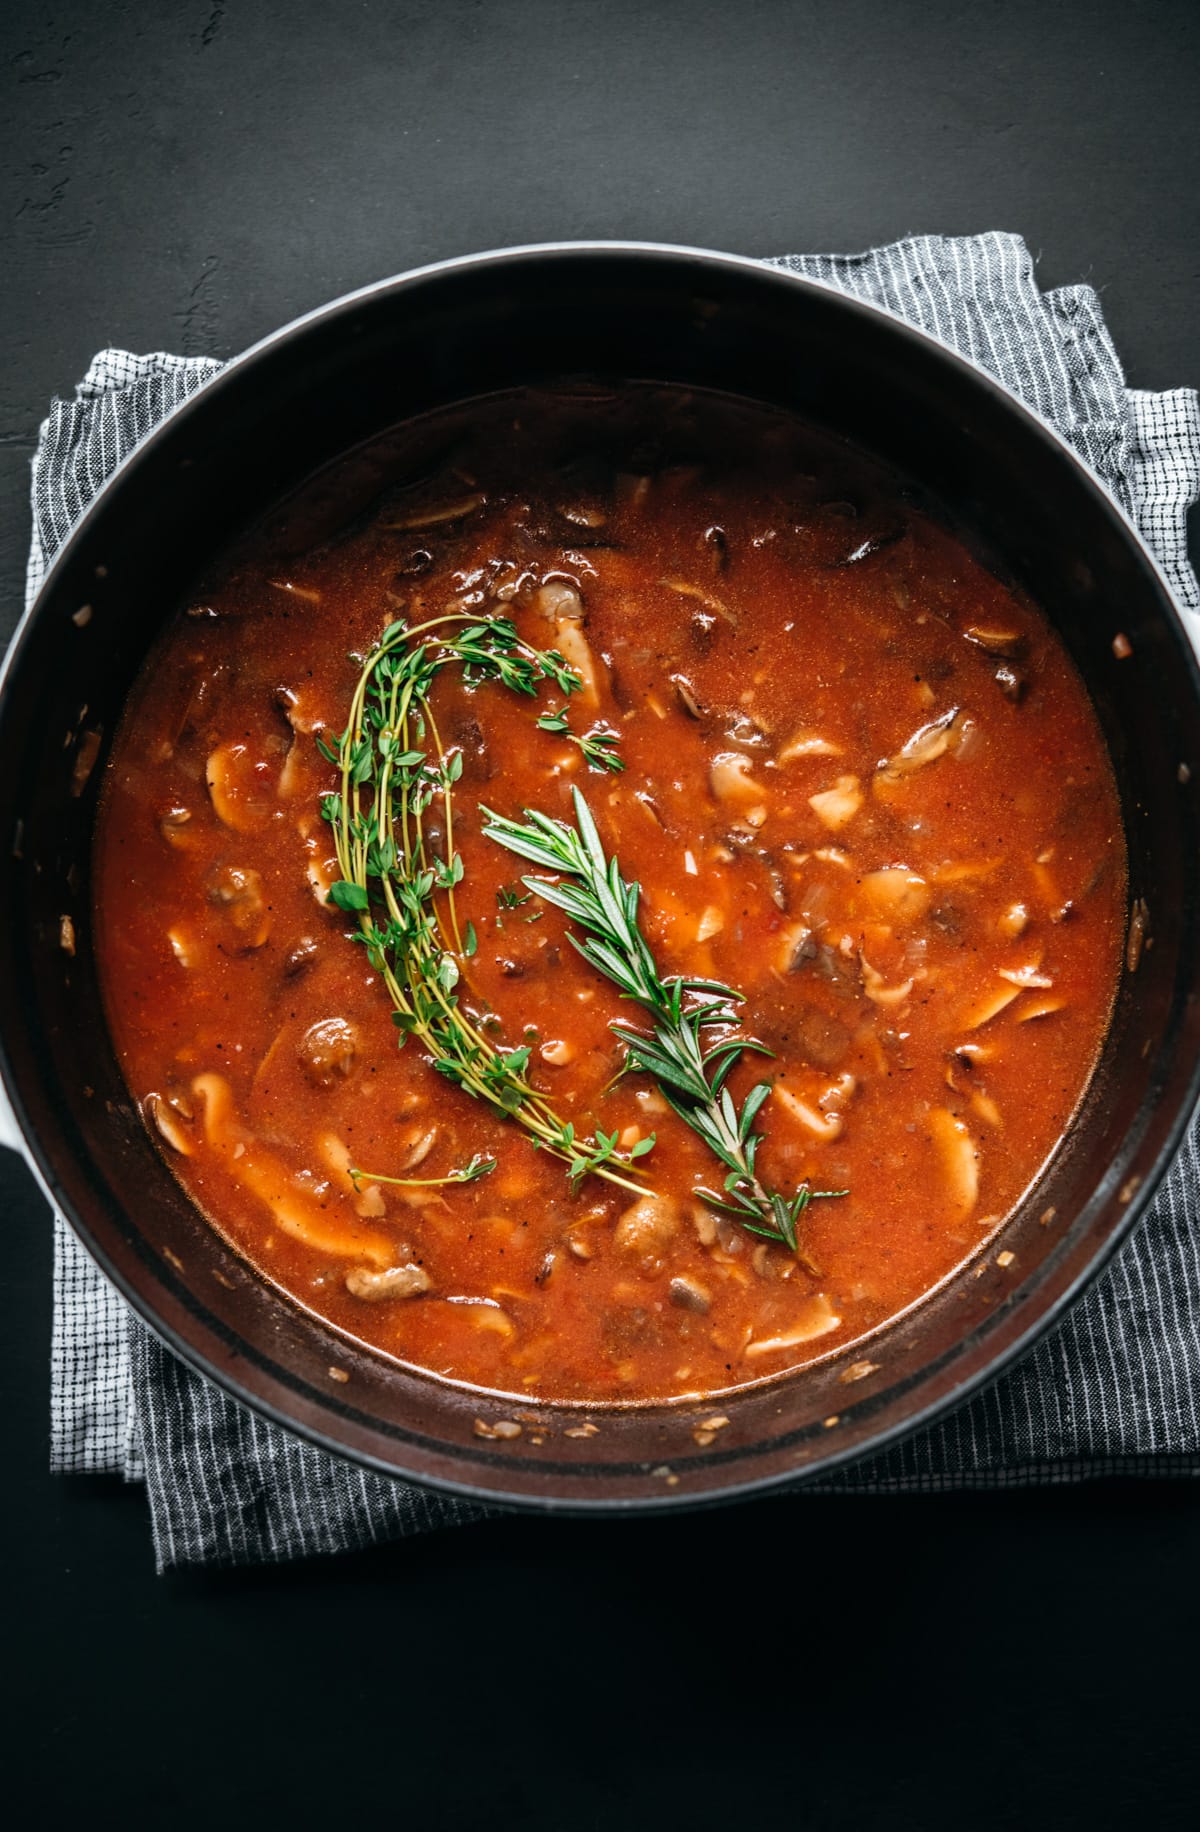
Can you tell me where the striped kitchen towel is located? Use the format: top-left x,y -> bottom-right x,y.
39,232 -> 1200,1569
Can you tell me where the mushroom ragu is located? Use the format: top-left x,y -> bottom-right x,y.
93,385 -> 1128,1403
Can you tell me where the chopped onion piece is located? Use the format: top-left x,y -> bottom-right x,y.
539,1038 -> 576,1065
167,926 -> 199,968
778,729 -> 842,762
998,963 -> 1054,988
772,1083 -> 844,1141
808,773 -> 862,831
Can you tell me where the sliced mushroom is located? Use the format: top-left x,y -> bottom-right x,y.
275,687 -> 320,736
669,1275 -> 711,1314
191,1072 -> 393,1266
961,982 -> 1022,1029
208,864 -> 270,949
744,1294 -> 841,1357
876,707 -> 963,782
860,953 -> 915,1008
283,935 -> 319,977
551,618 -> 599,704
859,868 -> 930,924
383,494 -> 486,530
659,577 -> 736,626
710,751 -> 764,805
298,1017 -> 359,1088
535,580 -> 586,623
614,1193 -> 680,1262
692,1205 -> 719,1247
206,742 -> 269,833
927,1106 -> 979,1219
1014,995 -> 1067,1021
962,624 -> 1025,658
143,1091 -> 196,1156
345,1262 -> 432,1302
672,674 -> 707,719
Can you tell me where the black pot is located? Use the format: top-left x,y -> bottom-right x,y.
3,244 -> 1198,1509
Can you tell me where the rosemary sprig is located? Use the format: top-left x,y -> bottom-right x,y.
535,709 -> 625,773
320,616 -> 651,1197
481,787 -> 846,1250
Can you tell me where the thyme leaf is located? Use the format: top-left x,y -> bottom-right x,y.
535,708 -> 625,773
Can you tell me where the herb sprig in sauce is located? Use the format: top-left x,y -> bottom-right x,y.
319,616 -> 653,1196
482,787 -> 847,1251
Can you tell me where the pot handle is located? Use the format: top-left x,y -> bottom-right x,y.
0,1073 -> 25,1156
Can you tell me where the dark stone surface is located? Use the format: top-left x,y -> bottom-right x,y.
3,2 -> 1198,1824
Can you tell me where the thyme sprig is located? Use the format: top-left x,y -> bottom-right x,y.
320,615 -> 651,1196
535,709 -> 625,773
481,787 -> 846,1250
348,1150 -> 498,1191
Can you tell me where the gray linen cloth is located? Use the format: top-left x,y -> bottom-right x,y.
35,233 -> 1200,1571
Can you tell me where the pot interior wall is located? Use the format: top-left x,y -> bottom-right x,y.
3,249 -> 1198,1504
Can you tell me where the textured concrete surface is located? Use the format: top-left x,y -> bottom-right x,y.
4,5 -> 1198,1826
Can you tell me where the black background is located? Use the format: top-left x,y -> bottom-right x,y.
4,4 -> 1200,1826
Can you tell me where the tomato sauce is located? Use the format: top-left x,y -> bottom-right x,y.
93,386 -> 1128,1402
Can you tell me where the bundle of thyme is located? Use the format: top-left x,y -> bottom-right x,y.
319,614 -> 653,1195
482,787 -> 846,1250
